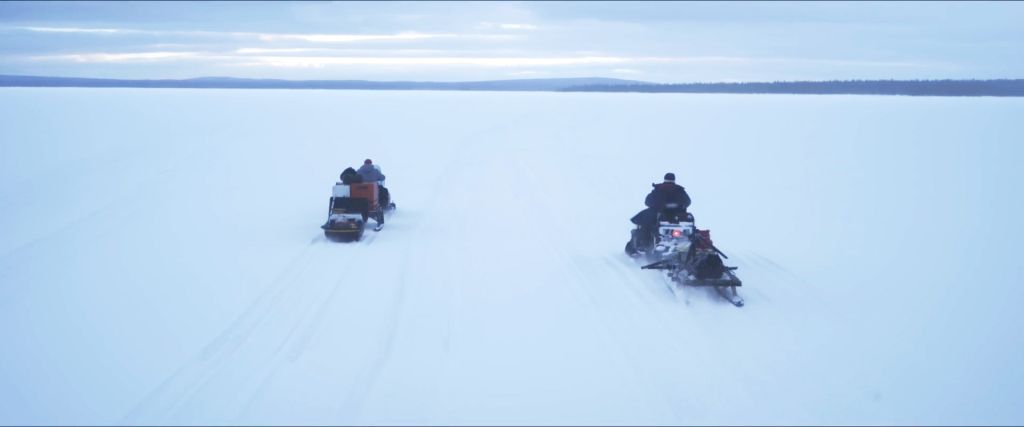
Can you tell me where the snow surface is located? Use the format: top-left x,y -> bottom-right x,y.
1,88 -> 1022,425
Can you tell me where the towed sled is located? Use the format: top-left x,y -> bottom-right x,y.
625,211 -> 744,307
321,181 -> 396,242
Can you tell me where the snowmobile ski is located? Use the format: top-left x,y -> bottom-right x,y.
715,285 -> 745,307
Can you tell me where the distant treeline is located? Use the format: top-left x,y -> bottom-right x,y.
561,79 -> 1024,97
2,75 -> 1023,96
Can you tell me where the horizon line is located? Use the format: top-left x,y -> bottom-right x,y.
3,74 -> 1024,85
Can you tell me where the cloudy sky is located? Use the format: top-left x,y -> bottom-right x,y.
1,1 -> 1022,82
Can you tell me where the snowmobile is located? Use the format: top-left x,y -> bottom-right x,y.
625,211 -> 744,307
321,181 -> 396,242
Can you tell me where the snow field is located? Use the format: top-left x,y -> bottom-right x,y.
1,88 -> 1022,425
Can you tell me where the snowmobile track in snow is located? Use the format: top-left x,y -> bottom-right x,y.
125,230 -> 398,423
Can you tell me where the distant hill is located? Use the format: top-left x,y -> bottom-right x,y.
1,75 -> 1022,96
0,75 -> 648,92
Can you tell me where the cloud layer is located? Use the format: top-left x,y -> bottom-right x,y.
1,2 -> 1021,82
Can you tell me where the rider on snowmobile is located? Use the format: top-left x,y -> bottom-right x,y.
645,173 -> 690,218
340,167 -> 363,184
356,159 -> 390,207
631,173 -> 691,249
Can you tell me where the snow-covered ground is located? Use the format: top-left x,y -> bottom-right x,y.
1,88 -> 1022,425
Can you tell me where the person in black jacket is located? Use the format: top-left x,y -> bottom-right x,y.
645,172 -> 690,218
630,173 -> 691,250
339,167 -> 363,185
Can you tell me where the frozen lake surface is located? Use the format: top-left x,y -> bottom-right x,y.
1,88 -> 1022,425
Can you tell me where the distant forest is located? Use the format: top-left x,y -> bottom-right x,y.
561,79 -> 1024,97
2,75 -> 1023,96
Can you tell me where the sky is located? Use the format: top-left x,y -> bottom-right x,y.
1,1 -> 1022,83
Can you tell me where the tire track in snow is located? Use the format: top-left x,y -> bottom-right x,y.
730,249 -> 828,308
541,247 -> 689,421
229,227 -> 396,418
0,143 -> 208,265
231,221 -> 401,422
124,233 -> 373,423
123,236 -> 323,422
330,151 -> 465,421
332,117 -> 535,422
0,167 -> 200,306
284,218 -> 391,362
331,240 -> 411,422
514,155 -> 695,421
516,153 -> 764,422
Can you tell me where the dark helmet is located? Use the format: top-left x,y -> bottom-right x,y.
664,172 -> 675,182
364,159 -> 373,165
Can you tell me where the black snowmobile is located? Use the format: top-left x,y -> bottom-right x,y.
321,181 -> 396,242
625,210 -> 744,307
